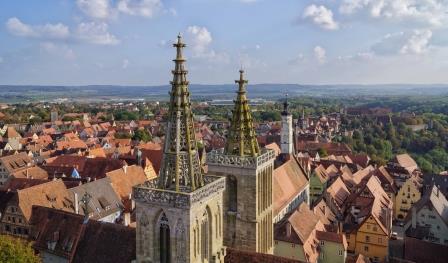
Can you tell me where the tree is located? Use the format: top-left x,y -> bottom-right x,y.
133,129 -> 152,142
0,235 -> 41,263
318,148 -> 328,157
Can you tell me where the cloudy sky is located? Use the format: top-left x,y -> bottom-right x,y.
1,0 -> 448,85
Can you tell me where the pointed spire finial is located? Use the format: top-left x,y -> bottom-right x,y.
226,69 -> 260,157
282,92 -> 290,116
235,69 -> 248,93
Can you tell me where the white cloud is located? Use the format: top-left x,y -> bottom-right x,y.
372,30 -> 432,55
122,59 -> 130,69
185,26 -> 230,63
187,26 -> 213,56
76,22 -> 119,45
303,5 -> 339,30
6,17 -> 69,39
255,44 -> 261,50
314,46 -> 327,64
239,53 -> 267,69
400,29 -> 432,54
339,0 -> 448,27
40,42 -> 76,60
77,0 -> 110,19
117,0 -> 162,18
338,51 -> 375,62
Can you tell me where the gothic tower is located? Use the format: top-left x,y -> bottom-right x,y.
207,70 -> 275,254
280,95 -> 294,155
134,35 -> 226,263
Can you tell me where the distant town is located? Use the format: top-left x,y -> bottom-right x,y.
0,35 -> 447,263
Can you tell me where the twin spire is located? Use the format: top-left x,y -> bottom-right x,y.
225,69 -> 260,157
158,34 -> 203,192
158,35 -> 261,192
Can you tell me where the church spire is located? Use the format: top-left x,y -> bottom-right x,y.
225,69 -> 260,157
282,93 -> 290,116
158,34 -> 203,192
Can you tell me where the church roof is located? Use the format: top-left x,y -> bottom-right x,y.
273,158 -> 308,216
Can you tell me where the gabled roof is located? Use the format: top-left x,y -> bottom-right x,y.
69,177 -> 123,220
315,230 -> 347,248
16,179 -> 74,221
394,154 -> 418,171
11,166 -> 49,180
313,165 -> 329,184
106,165 -> 147,211
4,127 -> 21,139
275,203 -> 321,245
72,218 -> 136,263
273,158 -> 308,216
312,199 -> 336,226
325,177 -> 350,213
405,185 -> 448,226
0,152 -> 32,173
29,206 -> 136,263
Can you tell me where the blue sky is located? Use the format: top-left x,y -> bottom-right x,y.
1,0 -> 448,85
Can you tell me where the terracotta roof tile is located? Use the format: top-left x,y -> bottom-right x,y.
16,179 -> 74,221
273,158 -> 308,216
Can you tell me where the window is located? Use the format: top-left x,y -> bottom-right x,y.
365,236 -> 370,242
338,250 -> 343,256
374,257 -> 379,262
378,238 -> 382,244
364,246 -> 369,252
320,240 -> 324,246
5,225 -> 11,232
373,226 -> 378,232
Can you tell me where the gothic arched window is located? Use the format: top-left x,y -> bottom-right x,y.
228,176 -> 237,212
201,210 -> 210,261
159,213 -> 170,263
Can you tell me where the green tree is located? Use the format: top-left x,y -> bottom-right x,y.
0,235 -> 41,263
318,148 -> 328,157
133,129 -> 152,142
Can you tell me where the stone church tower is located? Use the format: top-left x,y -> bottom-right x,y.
280,95 -> 294,155
207,70 -> 275,254
134,35 -> 226,263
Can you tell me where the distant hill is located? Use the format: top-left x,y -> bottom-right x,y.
0,84 -> 447,103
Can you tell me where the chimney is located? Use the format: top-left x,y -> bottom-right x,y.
123,164 -> 128,174
286,222 -> 292,237
411,207 -> 417,229
74,192 -> 79,214
26,169 -> 29,178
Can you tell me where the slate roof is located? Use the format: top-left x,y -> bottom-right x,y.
30,206 -> 136,263
69,177 -> 123,220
